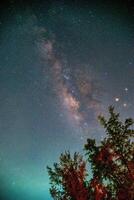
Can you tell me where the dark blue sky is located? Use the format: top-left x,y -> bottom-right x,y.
0,1 -> 134,199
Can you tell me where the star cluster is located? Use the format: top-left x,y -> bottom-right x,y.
38,35 -> 101,133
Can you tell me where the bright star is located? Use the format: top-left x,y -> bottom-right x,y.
115,97 -> 120,102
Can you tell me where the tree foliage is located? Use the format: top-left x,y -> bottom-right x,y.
47,106 -> 134,200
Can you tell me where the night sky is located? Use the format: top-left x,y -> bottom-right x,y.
0,0 -> 134,199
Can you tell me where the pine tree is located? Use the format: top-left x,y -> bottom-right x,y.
47,106 -> 134,200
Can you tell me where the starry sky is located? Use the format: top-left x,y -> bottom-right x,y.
0,0 -> 134,199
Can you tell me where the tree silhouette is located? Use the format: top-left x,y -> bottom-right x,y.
47,106 -> 134,200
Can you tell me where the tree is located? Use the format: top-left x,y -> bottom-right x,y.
47,151 -> 89,200
47,106 -> 134,200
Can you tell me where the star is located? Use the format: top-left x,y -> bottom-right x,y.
124,87 -> 128,92
63,74 -> 70,80
123,103 -> 127,107
115,97 -> 120,102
